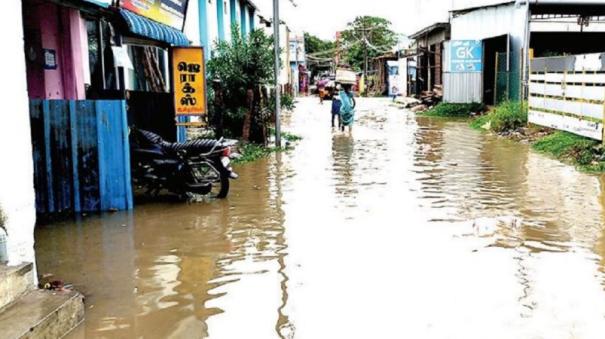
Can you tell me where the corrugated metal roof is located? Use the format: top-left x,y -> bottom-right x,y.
119,9 -> 190,46
451,1 -> 515,14
409,23 -> 450,40
452,0 -> 605,14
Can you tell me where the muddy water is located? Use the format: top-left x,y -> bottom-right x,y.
36,98 -> 605,339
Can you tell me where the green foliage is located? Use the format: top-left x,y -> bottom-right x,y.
281,93 -> 296,111
469,114 -> 491,130
282,131 -> 302,142
235,143 -> 273,164
234,143 -> 287,164
304,33 -> 335,77
267,93 -> 296,114
341,16 -> 397,72
471,101 -> 528,133
533,132 -> 598,162
268,128 -> 302,142
304,33 -> 336,56
207,27 -> 275,137
423,103 -> 485,117
532,131 -> 605,171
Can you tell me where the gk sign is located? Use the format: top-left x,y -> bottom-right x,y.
450,40 -> 483,73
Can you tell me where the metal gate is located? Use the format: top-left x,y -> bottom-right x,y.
528,53 -> 605,141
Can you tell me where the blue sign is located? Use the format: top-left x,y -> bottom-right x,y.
43,49 -> 57,70
450,40 -> 483,73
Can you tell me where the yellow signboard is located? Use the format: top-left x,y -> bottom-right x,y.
172,47 -> 206,118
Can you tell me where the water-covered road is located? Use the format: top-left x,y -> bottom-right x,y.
37,97 -> 605,338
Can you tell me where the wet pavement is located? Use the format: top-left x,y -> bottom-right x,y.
36,97 -> 605,339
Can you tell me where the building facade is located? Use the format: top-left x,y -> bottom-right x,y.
445,0 -> 605,104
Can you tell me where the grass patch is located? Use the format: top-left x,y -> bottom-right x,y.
234,143 -> 280,165
268,128 -> 303,142
470,101 -> 528,133
234,130 -> 301,165
532,131 -> 605,171
282,131 -> 302,142
234,142 -> 297,165
422,102 -> 485,117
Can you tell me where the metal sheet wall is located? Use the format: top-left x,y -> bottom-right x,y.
443,40 -> 483,103
444,73 -> 483,103
30,99 -> 133,214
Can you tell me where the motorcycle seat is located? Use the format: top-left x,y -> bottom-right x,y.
166,139 -> 220,154
133,128 -> 220,155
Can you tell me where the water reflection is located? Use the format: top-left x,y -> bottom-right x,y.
34,98 -> 605,339
37,155 -> 290,338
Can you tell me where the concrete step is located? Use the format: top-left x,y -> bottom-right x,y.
0,290 -> 84,339
0,263 -> 34,310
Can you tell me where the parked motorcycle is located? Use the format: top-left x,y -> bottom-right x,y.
130,128 -> 239,199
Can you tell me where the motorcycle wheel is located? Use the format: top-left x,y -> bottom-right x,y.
189,160 -> 230,199
212,160 -> 230,199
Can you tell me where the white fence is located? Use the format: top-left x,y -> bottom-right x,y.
529,53 -> 605,141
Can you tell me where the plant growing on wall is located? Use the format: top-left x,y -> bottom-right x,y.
207,26 -> 276,143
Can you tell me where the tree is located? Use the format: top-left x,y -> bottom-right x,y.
340,16 -> 397,74
207,27 -> 275,143
304,33 -> 335,78
304,33 -> 335,56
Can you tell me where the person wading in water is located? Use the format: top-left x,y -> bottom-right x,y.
339,84 -> 356,133
331,85 -> 342,130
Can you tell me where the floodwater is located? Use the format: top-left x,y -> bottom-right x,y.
36,97 -> 605,339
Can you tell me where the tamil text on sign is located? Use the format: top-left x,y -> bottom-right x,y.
172,47 -> 206,118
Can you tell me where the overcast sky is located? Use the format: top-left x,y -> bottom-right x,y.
253,0 -> 453,39
252,0 -> 507,40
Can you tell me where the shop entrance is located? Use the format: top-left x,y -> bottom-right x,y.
482,35 -> 508,106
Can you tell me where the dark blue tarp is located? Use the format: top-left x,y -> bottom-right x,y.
119,9 -> 189,46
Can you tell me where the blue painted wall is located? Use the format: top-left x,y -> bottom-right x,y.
240,0 -> 247,36
217,0 -> 225,41
230,0 -> 237,26
249,8 -> 255,31
30,99 -> 133,214
199,0 -> 211,59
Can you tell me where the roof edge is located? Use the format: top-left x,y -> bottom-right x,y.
409,22 -> 450,40
450,1 -> 516,14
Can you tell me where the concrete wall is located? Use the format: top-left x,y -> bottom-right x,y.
207,0 -> 219,54
1,1 -> 37,267
280,24 -> 290,85
184,0 -> 201,46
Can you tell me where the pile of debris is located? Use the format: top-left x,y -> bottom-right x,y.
418,85 -> 443,108
393,85 -> 443,113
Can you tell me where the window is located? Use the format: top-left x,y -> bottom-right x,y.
124,44 -> 169,93
83,18 -> 121,97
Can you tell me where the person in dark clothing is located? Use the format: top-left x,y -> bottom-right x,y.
331,96 -> 342,129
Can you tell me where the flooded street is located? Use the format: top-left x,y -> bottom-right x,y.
36,97 -> 605,339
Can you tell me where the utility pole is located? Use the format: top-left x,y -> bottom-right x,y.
362,23 -> 369,96
273,0 -> 282,148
